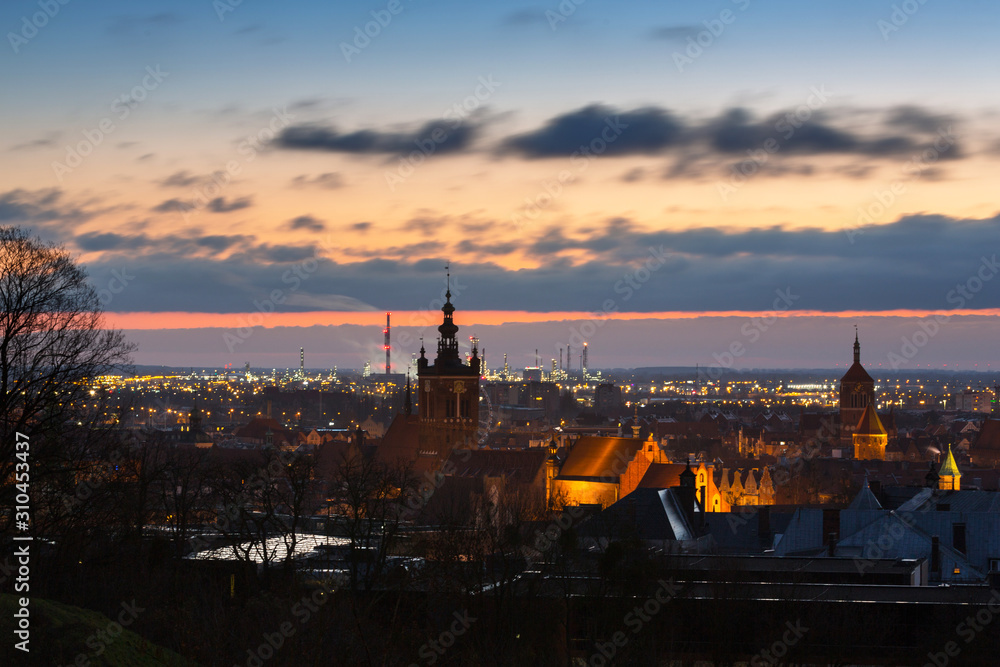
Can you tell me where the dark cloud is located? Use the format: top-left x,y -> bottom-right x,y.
159,171 -> 204,188
649,25 -> 699,42
206,196 -> 253,213
107,12 -> 183,36
352,222 -> 372,233
0,188 -> 98,231
504,9 -> 547,26
196,235 -> 250,252
885,105 -> 955,134
498,103 -> 965,177
75,232 -> 147,252
9,132 -> 62,151
74,231 -> 251,256
287,215 -> 326,232
402,217 -> 440,236
79,212 -> 1000,316
621,167 -> 647,182
290,172 -> 343,189
455,239 -> 518,255
242,244 -> 316,263
151,198 -> 191,213
706,107 -> 932,157
502,105 -> 684,157
277,118 -> 479,155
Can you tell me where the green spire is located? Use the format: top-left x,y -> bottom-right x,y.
939,444 -> 961,479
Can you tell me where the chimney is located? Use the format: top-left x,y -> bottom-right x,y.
758,505 -> 771,539
828,532 -> 837,557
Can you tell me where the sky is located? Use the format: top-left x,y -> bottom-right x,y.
2,0 -> 1000,372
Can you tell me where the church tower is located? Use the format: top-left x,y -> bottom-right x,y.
840,329 -> 875,445
416,268 -> 481,465
938,444 -> 962,490
853,404 -> 888,460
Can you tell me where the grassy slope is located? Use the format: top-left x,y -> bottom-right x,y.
0,594 -> 195,666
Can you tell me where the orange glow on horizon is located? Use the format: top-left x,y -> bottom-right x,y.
103,308 -> 1000,330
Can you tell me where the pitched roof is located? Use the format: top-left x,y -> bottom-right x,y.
938,444 -> 962,478
578,487 -> 695,542
444,448 -> 548,485
973,419 -> 1000,452
855,404 -> 887,436
557,436 -> 642,479
841,359 -> 874,384
636,463 -> 691,489
848,479 -> 882,511
375,413 -> 420,466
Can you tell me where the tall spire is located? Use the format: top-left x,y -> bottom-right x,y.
435,263 -> 460,366
853,326 -> 860,364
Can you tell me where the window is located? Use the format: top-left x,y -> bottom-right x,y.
953,523 -> 967,555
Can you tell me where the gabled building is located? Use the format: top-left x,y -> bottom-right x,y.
840,330 -> 875,446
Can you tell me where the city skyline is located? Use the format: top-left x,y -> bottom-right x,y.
3,0 -> 1000,369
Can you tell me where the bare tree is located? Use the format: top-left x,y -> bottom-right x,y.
0,227 -> 135,535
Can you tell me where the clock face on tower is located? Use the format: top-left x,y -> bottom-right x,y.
423,380 -> 431,392
453,381 -> 465,393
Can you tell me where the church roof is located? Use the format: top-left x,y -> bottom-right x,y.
854,404 -> 886,436
636,463 -> 694,489
557,436 -> 642,479
444,448 -> 548,485
841,361 -> 874,384
939,444 -> 962,478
